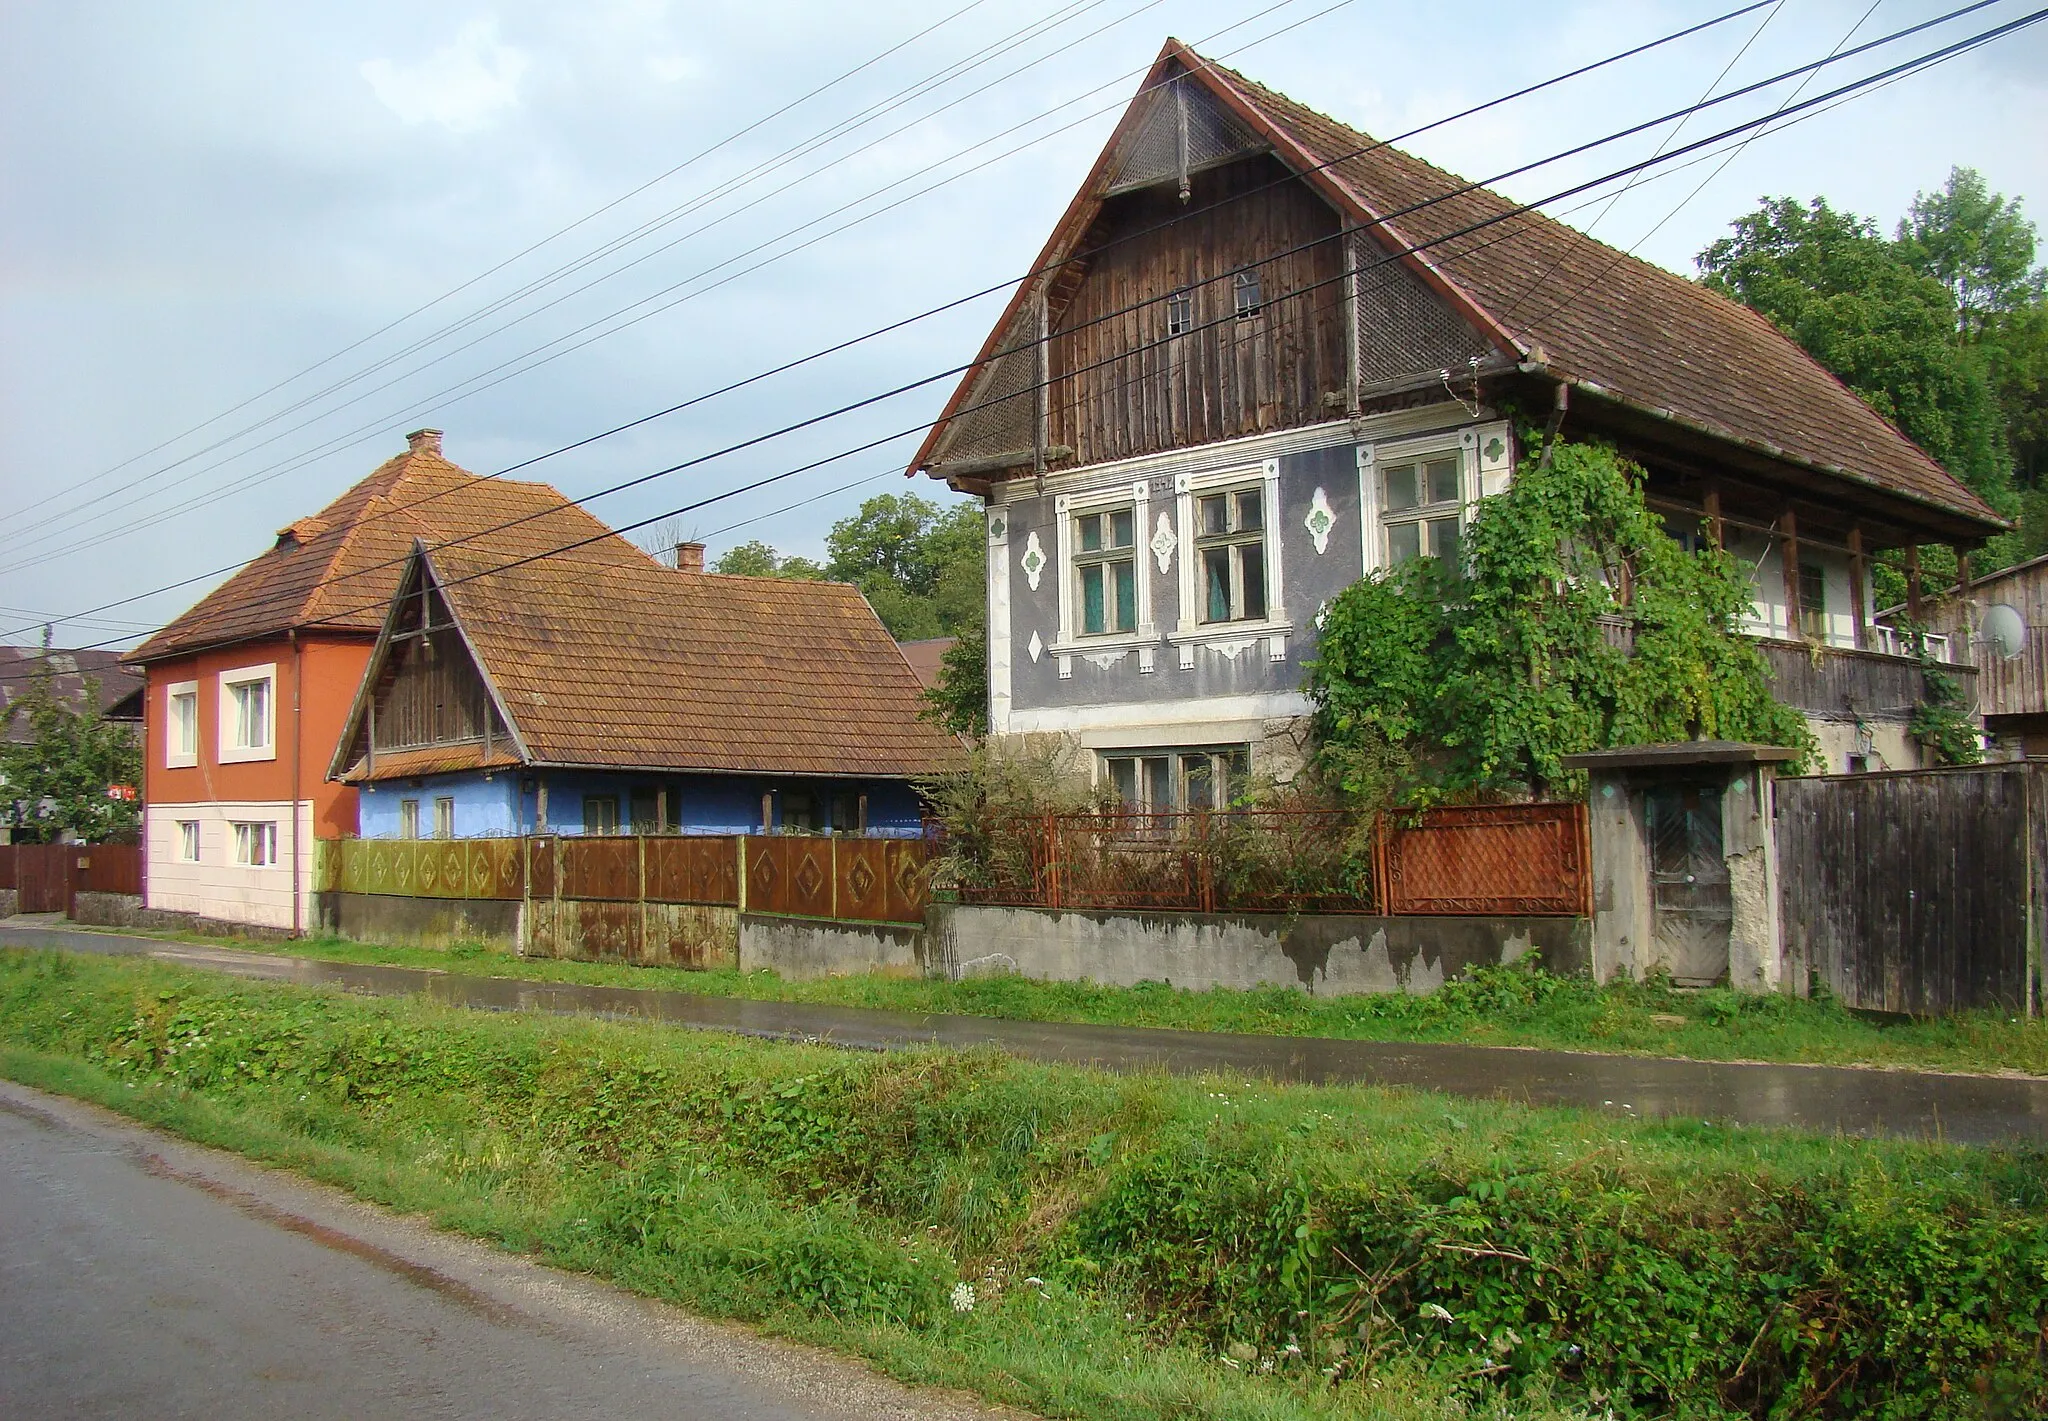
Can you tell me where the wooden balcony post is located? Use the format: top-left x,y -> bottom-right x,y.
1780,509 -> 1803,640
1905,544 -> 1924,624
1702,486 -> 1724,550
1957,547 -> 1975,663
1847,525 -> 1868,650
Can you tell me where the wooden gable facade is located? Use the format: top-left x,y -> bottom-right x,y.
915,51 -> 1496,483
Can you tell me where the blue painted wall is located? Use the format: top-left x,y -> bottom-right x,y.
357,769 -> 925,839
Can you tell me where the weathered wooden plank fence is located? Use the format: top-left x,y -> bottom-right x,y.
0,842 -> 142,915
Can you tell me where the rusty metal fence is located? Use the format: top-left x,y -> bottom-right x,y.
953,803 -> 1588,917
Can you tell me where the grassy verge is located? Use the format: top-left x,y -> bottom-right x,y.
89,924 -> 2048,1077
4,947 -> 2044,1420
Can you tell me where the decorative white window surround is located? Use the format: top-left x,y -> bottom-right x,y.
166,680 -> 199,769
1050,480 -> 1157,655
1172,459 -> 1288,649
217,663 -> 277,765
1357,426 -> 1506,573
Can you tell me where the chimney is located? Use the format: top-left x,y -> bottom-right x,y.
674,541 -> 706,573
406,428 -> 444,455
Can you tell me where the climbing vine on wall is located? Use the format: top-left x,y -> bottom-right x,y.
1307,434 -> 1815,801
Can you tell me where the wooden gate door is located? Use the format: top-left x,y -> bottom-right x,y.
14,844 -> 72,914
1645,783 -> 1731,985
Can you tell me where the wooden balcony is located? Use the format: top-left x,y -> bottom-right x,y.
1754,638 -> 1974,722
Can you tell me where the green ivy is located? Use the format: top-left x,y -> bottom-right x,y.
1308,435 -> 1814,800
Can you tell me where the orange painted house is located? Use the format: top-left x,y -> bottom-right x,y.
124,429 -> 656,930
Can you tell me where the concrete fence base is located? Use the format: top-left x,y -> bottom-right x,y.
0,888 -> 18,919
73,891 -> 297,942
739,913 -> 924,980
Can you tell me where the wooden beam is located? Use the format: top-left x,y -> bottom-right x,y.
1906,544 -> 1924,623
1781,508 -> 1804,641
1703,485 -> 1724,550
1847,525 -> 1868,651
1956,547 -> 1975,663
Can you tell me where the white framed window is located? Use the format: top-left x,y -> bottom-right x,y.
1172,460 -> 1286,642
166,681 -> 199,768
399,799 -> 420,840
1166,289 -> 1193,336
1233,268 -> 1262,318
217,663 -> 276,764
1360,439 -> 1476,572
176,820 -> 200,862
1101,746 -> 1249,811
1053,480 -> 1156,652
231,820 -> 277,867
1195,485 -> 1268,624
1073,506 -> 1138,636
433,796 -> 455,839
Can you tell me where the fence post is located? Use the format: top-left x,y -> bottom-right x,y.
637,833 -> 648,962
1044,814 -> 1060,912
737,835 -> 749,915
1372,814 -> 1391,915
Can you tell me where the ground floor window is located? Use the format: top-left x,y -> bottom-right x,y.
584,795 -> 620,835
1100,746 -> 1250,811
231,821 -> 277,867
176,820 -> 200,862
433,796 -> 455,839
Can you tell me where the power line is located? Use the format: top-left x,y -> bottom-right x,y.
0,0 -> 1775,592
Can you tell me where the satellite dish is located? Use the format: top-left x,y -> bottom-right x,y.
1982,602 -> 2027,661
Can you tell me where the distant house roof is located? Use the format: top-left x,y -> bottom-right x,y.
913,39 -> 2002,538
0,647 -> 143,744
126,430 -> 655,664
333,544 -> 960,783
896,637 -> 957,690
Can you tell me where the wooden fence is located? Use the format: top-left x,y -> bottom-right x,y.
322,833 -> 933,926
0,842 -> 143,915
1776,761 -> 2044,1016
953,803 -> 1590,917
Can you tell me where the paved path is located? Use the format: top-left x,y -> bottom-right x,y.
8,923 -> 2048,1146
0,1079 -> 1018,1421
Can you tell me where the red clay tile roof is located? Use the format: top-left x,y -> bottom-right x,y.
1,647 -> 142,744
1186,50 -> 2001,527
365,548 -> 960,781
896,637 -> 957,690
126,443 -> 653,663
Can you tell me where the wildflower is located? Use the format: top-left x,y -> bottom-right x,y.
950,1282 -> 976,1313
1421,1303 -> 1454,1323
1023,1277 -> 1044,1288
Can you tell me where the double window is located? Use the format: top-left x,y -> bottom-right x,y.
1101,746 -> 1250,811
1197,486 -> 1267,624
1379,453 -> 1465,567
176,820 -> 200,862
1233,269 -> 1262,318
232,821 -> 277,867
1073,506 -> 1137,636
434,796 -> 455,839
584,795 -> 621,835
1165,289 -> 1193,336
217,665 -> 275,763
1798,561 -> 1828,641
399,799 -> 420,840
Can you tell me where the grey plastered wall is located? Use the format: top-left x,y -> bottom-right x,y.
318,891 -> 524,951
925,904 -> 1587,995
740,913 -> 923,980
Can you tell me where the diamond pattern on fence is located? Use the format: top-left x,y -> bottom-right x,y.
328,838 -> 527,900
1382,803 -> 1588,917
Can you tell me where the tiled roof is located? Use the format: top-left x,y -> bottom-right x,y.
382,549 -> 961,780
0,647 -> 142,744
126,441 -> 652,663
1188,49 -> 2001,527
335,742 -> 524,784
896,637 -> 958,690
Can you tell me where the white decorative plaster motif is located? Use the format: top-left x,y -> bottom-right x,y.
1206,638 -> 1259,661
1138,647 -> 1156,674
1266,634 -> 1287,663
1150,512 -> 1177,573
1027,629 -> 1044,662
1304,487 -> 1335,554
1057,654 -> 1073,679
1020,531 -> 1046,591
1178,645 -> 1196,671
1084,650 -> 1128,671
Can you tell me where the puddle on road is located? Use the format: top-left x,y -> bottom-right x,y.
11,926 -> 2048,1146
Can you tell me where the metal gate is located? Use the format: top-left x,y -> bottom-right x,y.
1646,782 -> 1733,986
1776,762 -> 2044,1015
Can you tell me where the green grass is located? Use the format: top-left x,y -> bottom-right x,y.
84,922 -> 2048,1078
3,947 -> 2044,1420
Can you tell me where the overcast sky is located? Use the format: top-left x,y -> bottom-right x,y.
2,0 -> 2043,650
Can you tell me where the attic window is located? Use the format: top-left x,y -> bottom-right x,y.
1166,289 -> 1193,336
1233,269 -> 1262,319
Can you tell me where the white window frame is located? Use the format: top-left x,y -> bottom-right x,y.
231,820 -> 277,867
1172,460 -> 1286,645
217,663 -> 277,764
1099,745 -> 1250,811
176,820 -> 201,863
433,796 -> 455,840
399,798 -> 420,840
166,680 -> 199,769
1051,480 -> 1156,654
1358,434 -> 1479,574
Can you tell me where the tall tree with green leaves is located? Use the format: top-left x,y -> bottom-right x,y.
0,647 -> 142,843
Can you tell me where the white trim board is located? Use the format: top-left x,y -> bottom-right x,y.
1003,692 -> 1312,741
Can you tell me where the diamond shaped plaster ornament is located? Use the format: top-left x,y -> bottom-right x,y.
1150,513 -> 1177,573
1303,487 -> 1335,554
1027,629 -> 1044,662
1020,531 -> 1046,591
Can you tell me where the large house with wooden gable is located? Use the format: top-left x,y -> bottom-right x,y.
326,540 -> 956,839
913,39 -> 2003,801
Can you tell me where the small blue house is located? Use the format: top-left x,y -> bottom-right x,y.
328,539 -> 957,838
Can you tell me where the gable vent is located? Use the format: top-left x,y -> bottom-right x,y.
1104,73 -> 1267,198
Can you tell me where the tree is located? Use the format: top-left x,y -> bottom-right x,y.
1698,196 -> 2014,508
0,646 -> 142,843
711,540 -> 824,579
1308,436 -> 1812,802
921,625 -> 987,739
1895,167 -> 2046,340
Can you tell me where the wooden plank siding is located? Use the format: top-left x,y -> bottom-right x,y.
1049,155 -> 1347,466
1776,763 -> 2043,1016
368,624 -> 503,751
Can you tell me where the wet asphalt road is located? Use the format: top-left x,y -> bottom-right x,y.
8,922 -> 2048,1146
0,1080 -> 1016,1421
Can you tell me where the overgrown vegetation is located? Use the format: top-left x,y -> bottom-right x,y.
1307,436 -> 1813,803
4,949 -> 2043,1420
0,630 -> 142,842
120,927 -> 2048,1078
